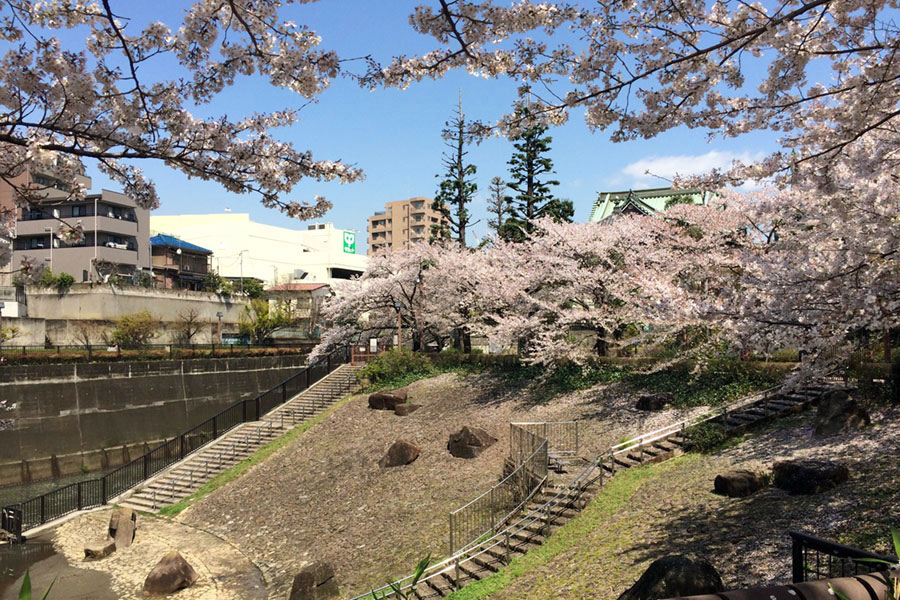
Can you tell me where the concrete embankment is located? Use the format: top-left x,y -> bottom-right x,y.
0,354 -> 308,485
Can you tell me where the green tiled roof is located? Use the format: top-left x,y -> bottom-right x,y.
588,187 -> 713,222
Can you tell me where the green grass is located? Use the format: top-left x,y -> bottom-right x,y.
157,393 -> 355,518
445,456 -> 696,600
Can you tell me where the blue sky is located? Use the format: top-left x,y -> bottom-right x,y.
80,1 -> 781,251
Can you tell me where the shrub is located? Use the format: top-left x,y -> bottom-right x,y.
242,278 -> 265,299
109,311 -> 159,349
55,272 -> 75,290
358,348 -> 435,385
545,361 -> 630,393
682,422 -> 729,453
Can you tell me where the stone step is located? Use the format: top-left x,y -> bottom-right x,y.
423,575 -> 453,598
510,528 -> 545,546
469,553 -> 501,573
613,454 -> 641,469
724,413 -> 758,425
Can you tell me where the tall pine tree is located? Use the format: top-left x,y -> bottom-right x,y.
486,176 -> 512,235
432,93 -> 479,247
499,115 -> 573,242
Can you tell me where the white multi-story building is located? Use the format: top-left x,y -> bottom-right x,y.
149,213 -> 366,287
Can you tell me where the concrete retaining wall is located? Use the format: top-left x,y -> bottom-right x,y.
0,353 -> 309,485
23,283 -> 248,344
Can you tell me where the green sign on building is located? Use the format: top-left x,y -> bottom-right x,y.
343,231 -> 356,254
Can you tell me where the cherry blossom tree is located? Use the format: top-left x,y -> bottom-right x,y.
0,0 -> 364,272
671,169 -> 900,372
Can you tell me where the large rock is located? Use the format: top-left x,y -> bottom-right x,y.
288,561 -> 341,600
447,426 -> 498,459
813,390 -> 870,437
379,440 -> 420,468
143,551 -> 199,595
394,403 -> 421,417
618,555 -> 724,600
368,390 -> 408,411
84,537 -> 116,560
636,393 -> 674,411
773,459 -> 849,495
714,469 -> 769,498
108,506 -> 137,549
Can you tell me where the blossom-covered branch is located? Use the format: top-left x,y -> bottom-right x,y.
377,1 -> 900,187
0,0 -> 365,267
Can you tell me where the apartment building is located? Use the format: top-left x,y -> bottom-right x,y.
3,164 -> 151,282
366,197 -> 448,255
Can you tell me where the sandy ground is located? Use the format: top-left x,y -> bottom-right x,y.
4,509 -> 267,600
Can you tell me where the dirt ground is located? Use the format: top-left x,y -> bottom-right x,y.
177,371 -> 710,598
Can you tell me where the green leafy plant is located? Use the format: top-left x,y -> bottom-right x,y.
109,311 -> 159,349
54,272 -> 75,291
203,270 -> 234,295
18,570 -> 55,600
357,348 -> 435,387
371,555 -> 430,600
682,422 -> 729,453
241,278 -> 265,299
830,528 -> 899,600
239,298 -> 299,344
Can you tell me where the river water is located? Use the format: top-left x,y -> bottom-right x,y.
0,534 -> 115,600
0,470 -> 110,509
0,472 -> 119,598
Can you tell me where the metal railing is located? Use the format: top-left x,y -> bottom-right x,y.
0,340 -> 317,361
1,345 -> 350,542
352,376 -> 834,600
450,432 -> 548,554
511,421 -> 579,457
790,531 -> 897,583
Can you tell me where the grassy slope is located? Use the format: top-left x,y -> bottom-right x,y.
446,458 -> 690,600
448,409 -> 899,600
157,394 -> 355,518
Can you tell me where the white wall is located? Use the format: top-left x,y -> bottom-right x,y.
150,214 -> 367,287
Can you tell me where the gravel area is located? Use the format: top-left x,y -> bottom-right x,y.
487,404 -> 900,600
177,371 -> 708,598
51,509 -> 265,600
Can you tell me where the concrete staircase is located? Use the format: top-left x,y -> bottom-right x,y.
385,379 -> 840,600
117,363 -> 364,514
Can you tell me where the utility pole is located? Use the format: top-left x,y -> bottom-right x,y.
394,300 -> 403,349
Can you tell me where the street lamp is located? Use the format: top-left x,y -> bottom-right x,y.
175,248 -> 183,288
393,300 -> 403,349
216,311 -> 224,344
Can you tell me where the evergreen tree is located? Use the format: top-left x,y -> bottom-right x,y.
500,116 -> 573,242
486,176 -> 512,235
432,94 -> 479,247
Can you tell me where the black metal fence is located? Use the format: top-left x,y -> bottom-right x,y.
1,345 -> 350,542
790,530 -> 897,582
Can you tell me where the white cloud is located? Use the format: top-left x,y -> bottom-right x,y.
620,150 -> 766,188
